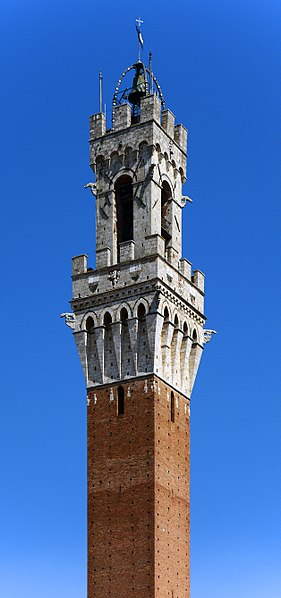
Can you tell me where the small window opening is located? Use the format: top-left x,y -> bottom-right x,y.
171,392 -> 175,423
117,386 -> 125,416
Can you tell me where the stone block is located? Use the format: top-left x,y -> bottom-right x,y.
179,258 -> 192,281
96,247 -> 111,269
144,234 -> 165,258
119,240 -> 135,263
174,124 -> 187,152
114,103 -> 131,130
72,254 -> 88,276
89,112 -> 106,139
192,269 -> 205,292
161,109 -> 175,138
140,94 -> 161,124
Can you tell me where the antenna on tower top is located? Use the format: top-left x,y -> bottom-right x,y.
149,51 -> 153,94
99,70 -> 103,113
135,17 -> 144,61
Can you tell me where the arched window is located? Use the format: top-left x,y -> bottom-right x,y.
171,391 -> 175,423
137,303 -> 146,320
86,316 -> 101,383
103,312 -> 112,328
137,303 -> 149,374
120,307 -> 134,379
115,175 -> 133,261
161,181 -> 172,251
192,329 -> 197,347
117,385 -> 125,416
103,312 -> 115,380
120,307 -> 128,323
86,316 -> 95,332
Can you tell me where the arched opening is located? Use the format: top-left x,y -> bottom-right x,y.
86,316 -> 95,332
180,322 -> 189,390
171,314 -> 179,378
104,312 -> 112,328
115,175 -> 133,262
161,181 -> 172,252
192,328 -> 197,347
120,307 -> 128,323
120,307 -> 134,379
103,312 -> 116,380
137,303 -> 149,373
86,316 -> 101,383
161,307 -> 170,379
117,385 -> 125,416
171,391 -> 175,423
137,303 -> 146,320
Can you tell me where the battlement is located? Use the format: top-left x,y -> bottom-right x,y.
89,93 -> 187,153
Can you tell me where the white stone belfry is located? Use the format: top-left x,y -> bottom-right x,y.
70,63 -> 209,399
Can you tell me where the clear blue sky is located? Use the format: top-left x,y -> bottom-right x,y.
0,1 -> 280,596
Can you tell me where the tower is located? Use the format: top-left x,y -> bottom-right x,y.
65,54 -> 212,598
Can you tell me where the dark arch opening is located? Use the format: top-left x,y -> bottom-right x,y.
183,321 -> 188,335
103,312 -> 112,327
171,391 -> 175,423
137,303 -> 146,320
192,329 -> 197,348
86,316 -> 95,332
174,314 -> 179,328
115,175 -> 133,262
117,385 -> 125,416
164,307 -> 169,322
161,181 -> 172,252
120,307 -> 129,323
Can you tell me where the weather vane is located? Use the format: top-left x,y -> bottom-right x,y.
136,17 -> 144,61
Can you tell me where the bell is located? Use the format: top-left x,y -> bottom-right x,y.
128,65 -> 146,106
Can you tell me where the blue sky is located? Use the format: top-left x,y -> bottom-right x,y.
0,1 -> 280,596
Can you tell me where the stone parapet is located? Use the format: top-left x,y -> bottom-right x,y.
72,254 -> 88,276
89,112 -> 106,140
161,109 -> 175,138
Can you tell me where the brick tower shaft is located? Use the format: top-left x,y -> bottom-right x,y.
88,377 -> 190,598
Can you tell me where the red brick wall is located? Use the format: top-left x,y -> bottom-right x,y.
87,376 -> 190,598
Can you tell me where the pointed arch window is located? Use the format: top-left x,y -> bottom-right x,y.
192,328 -> 198,348
115,175 -> 133,261
161,181 -> 172,251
